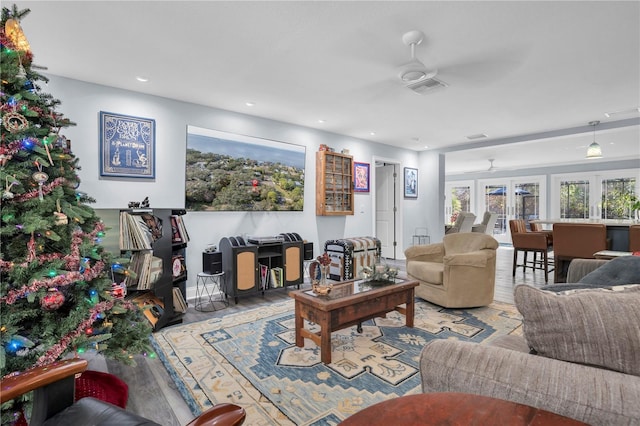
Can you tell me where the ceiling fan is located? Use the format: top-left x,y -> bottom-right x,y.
464,159 -> 501,174
398,30 -> 448,94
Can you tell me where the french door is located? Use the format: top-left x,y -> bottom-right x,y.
478,176 -> 546,244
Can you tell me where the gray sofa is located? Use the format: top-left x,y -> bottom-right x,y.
419,256 -> 640,425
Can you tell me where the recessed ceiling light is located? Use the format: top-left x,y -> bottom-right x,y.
318,119 -> 326,124
135,76 -> 149,82
245,102 -> 255,107
370,132 -> 376,136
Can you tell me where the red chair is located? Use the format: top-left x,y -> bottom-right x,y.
1,359 -> 246,426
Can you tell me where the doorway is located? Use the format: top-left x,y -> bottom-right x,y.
374,160 -> 401,259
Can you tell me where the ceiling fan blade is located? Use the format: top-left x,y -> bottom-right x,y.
435,45 -> 531,85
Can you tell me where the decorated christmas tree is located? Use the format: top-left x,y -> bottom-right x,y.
1,5 -> 153,423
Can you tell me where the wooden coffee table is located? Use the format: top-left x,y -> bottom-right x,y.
338,392 -> 588,425
289,278 -> 418,363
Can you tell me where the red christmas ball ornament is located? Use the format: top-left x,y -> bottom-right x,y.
41,288 -> 65,311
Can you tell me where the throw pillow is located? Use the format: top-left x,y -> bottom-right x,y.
514,284 -> 640,376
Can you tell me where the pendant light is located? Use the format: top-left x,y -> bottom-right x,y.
586,120 -> 603,159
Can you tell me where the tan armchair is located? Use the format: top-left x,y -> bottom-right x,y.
404,233 -> 499,308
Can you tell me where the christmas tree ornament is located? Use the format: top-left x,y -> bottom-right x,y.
42,134 -> 55,165
53,211 -> 68,225
0,153 -> 12,166
40,288 -> 65,311
16,62 -> 26,79
4,18 -> 30,52
3,175 -> 19,199
2,110 -> 29,133
53,199 -> 69,225
24,78 -> 35,92
111,282 -> 127,299
32,160 -> 49,201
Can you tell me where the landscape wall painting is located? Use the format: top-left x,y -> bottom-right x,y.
185,126 -> 306,211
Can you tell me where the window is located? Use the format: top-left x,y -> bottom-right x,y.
601,177 -> 636,219
552,169 -> 639,219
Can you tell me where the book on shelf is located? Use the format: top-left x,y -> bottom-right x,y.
270,267 -> 283,288
170,214 -> 190,244
173,287 -> 187,313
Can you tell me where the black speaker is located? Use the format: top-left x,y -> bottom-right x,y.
203,251 -> 222,274
303,242 -> 314,260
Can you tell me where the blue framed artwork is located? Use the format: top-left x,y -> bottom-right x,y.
354,161 -> 370,192
404,167 -> 418,198
99,111 -> 155,179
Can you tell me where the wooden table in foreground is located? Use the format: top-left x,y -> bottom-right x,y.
289,278 -> 418,364
338,393 -> 588,426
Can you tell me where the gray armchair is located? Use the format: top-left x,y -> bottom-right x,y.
471,211 -> 498,234
445,212 -> 476,234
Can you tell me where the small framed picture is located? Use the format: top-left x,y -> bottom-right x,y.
353,161 -> 370,192
404,167 -> 418,198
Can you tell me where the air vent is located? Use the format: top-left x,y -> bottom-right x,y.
406,77 -> 448,95
466,133 -> 488,140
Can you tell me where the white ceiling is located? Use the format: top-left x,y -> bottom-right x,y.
15,1 -> 640,174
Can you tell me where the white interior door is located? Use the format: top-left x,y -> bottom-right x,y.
375,162 -> 398,259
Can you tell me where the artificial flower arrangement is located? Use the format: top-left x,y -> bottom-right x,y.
359,258 -> 399,284
310,252 -> 333,295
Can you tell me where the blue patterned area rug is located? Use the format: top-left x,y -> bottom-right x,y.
153,298 -> 521,425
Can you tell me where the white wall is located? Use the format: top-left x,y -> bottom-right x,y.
45,75 -> 434,299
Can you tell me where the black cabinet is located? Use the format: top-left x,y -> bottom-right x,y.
219,234 -> 304,303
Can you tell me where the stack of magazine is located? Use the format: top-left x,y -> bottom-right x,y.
260,265 -> 283,290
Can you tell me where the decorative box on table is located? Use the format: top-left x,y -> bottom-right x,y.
324,237 -> 381,281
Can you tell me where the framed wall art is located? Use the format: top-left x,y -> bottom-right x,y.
185,126 -> 306,211
99,111 -> 155,179
353,161 -> 370,193
404,167 -> 418,198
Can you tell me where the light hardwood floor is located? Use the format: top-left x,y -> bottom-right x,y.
97,246 -> 549,425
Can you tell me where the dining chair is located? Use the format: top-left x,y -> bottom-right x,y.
552,223 -> 607,282
509,219 -> 554,282
630,225 -> 640,252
